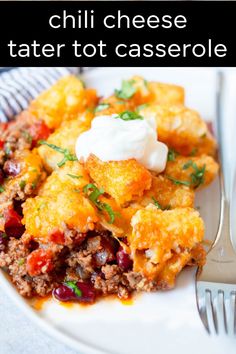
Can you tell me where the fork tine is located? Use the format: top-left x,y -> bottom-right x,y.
229,291 -> 236,335
217,290 -> 228,334
205,289 -> 218,334
197,290 -> 210,333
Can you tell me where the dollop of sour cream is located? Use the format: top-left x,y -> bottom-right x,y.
76,114 -> 168,173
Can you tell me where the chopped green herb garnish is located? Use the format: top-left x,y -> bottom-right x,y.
101,203 -> 119,224
83,183 -> 118,223
64,281 -> 82,297
31,182 -> 37,190
22,130 -> 32,144
4,145 -> 11,157
1,233 -> 7,239
152,197 -> 171,211
167,149 -> 178,162
144,79 -> 149,87
19,180 -> 26,190
31,175 -> 40,190
95,103 -> 110,113
18,258 -> 25,266
116,111 -> 143,121
0,214 -> 4,218
67,174 -> 82,179
86,107 -> 95,113
182,160 -> 206,188
189,148 -> 198,157
115,80 -> 136,100
79,79 -> 86,88
201,133 -> 207,138
39,140 -> 77,167
83,183 -> 104,202
136,103 -> 149,112
167,176 -> 191,186
182,160 -> 195,170
0,186 -> 5,193
191,165 -> 206,188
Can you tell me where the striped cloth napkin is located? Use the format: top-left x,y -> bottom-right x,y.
0,67 -> 80,122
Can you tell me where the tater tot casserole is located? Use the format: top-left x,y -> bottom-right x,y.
0,75 -> 219,304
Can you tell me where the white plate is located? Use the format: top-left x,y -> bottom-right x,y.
0,67 -> 235,354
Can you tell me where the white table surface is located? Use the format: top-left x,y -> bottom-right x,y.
0,290 -> 79,354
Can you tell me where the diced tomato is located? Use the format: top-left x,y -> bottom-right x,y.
26,249 -> 53,277
0,123 -> 9,132
29,121 -> 51,147
0,140 -> 4,149
3,207 -> 25,238
50,230 -> 65,244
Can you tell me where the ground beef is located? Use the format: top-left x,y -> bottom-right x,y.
0,112 -> 36,161
0,238 -> 63,297
66,232 -> 118,276
92,265 -> 130,299
0,180 -> 36,206
125,272 -> 160,292
65,233 -> 158,298
0,231 -> 174,300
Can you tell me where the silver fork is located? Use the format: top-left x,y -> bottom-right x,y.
196,71 -> 236,336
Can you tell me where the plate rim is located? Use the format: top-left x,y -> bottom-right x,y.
0,66 -> 221,354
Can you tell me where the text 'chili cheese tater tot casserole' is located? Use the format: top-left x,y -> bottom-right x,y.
0,75 -> 218,304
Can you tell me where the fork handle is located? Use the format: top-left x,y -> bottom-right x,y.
212,195 -> 235,256
212,72 -> 234,255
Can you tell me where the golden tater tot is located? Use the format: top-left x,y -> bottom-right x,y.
95,95 -> 133,116
98,195 -> 139,237
38,160 -> 90,197
95,76 -> 185,116
85,154 -> 152,205
29,76 -> 98,129
147,81 -> 185,106
165,154 -> 219,189
38,116 -> 91,172
138,175 -> 195,209
129,206 -> 205,283
22,193 -> 98,243
22,161 -> 98,243
130,76 -> 185,106
140,104 -> 217,156
0,150 -> 46,205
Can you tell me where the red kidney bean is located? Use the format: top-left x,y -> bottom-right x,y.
4,207 -> 25,238
3,159 -> 21,177
0,169 -> 4,185
76,282 -> 96,303
53,282 -> 96,303
53,284 -> 77,302
116,246 -> 133,271
28,239 -> 39,251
